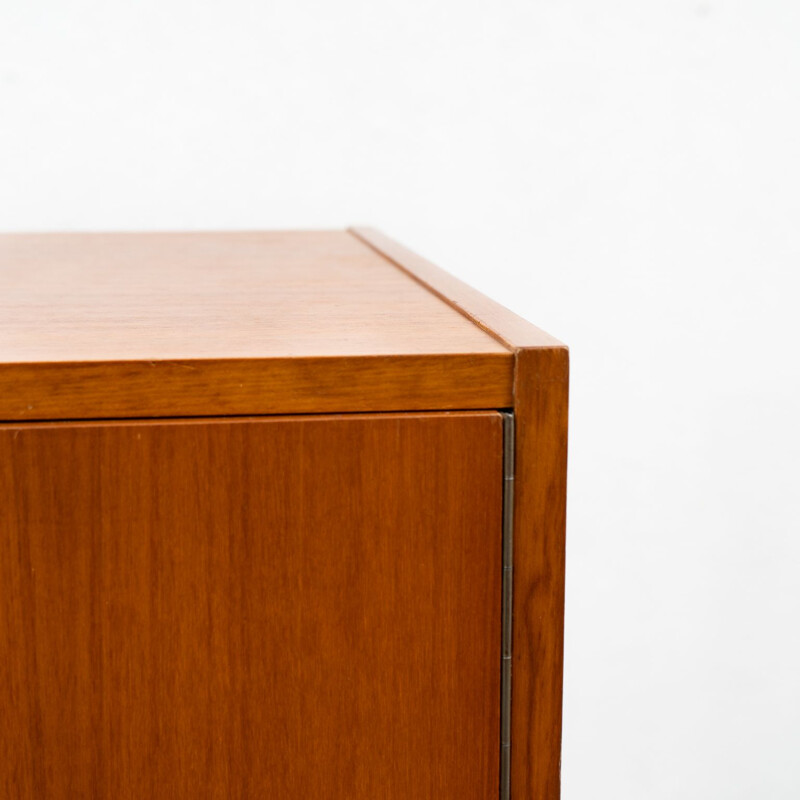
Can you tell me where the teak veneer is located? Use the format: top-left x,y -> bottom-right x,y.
0,229 -> 568,800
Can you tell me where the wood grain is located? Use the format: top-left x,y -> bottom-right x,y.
511,348 -> 569,800
356,229 -> 570,800
349,227 -> 564,350
0,412 -> 503,799
0,231 -> 512,421
0,355 -> 512,422
2,226 -> 570,798
0,231 -> 507,361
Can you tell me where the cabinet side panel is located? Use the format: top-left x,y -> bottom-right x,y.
0,413 -> 502,800
511,348 -> 569,800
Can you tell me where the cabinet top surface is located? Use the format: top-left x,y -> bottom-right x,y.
0,228 -> 564,421
0,230 -> 505,362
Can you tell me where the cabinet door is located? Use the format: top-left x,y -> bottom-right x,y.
0,412 -> 502,799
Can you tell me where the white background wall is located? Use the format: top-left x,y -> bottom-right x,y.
2,1 -> 799,797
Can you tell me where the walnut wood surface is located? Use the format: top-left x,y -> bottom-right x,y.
356,230 -> 570,800
0,412 -> 503,799
0,231 -> 511,421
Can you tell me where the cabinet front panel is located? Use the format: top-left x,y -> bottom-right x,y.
0,412 -> 502,799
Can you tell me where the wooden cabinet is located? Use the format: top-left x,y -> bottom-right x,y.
0,229 -> 568,799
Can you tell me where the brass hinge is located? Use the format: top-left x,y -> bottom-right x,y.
501,412 -> 515,800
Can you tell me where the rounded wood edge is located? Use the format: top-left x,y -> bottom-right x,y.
349,227 -> 571,798
348,227 -> 565,352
